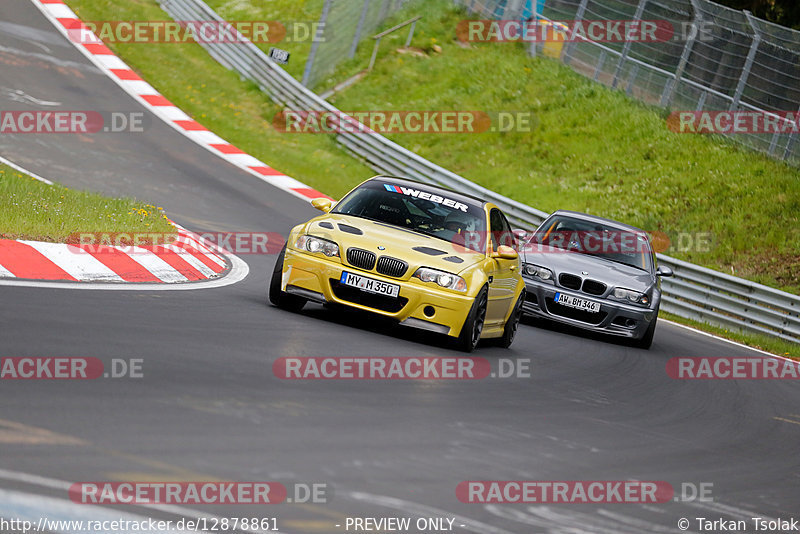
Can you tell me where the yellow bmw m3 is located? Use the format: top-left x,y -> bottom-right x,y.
269,176 -> 526,352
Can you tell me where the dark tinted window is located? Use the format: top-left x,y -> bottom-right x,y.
490,208 -> 516,252
333,181 -> 487,252
532,215 -> 653,271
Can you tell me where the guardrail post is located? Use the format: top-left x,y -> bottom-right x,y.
626,64 -> 639,95
301,0 -> 333,87
768,120 -> 781,155
782,104 -> 800,161
562,0 -> 589,66
593,50 -> 606,81
729,11 -> 760,112
369,37 -> 383,71
611,0 -> 647,89
404,19 -> 417,47
695,88 -> 708,111
661,7 -> 703,107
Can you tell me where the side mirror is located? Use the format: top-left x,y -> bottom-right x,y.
492,245 -> 518,260
512,229 -> 528,243
311,198 -> 333,213
656,265 -> 673,277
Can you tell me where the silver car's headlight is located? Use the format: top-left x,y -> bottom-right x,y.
296,235 -> 339,257
413,267 -> 467,292
613,287 -> 649,305
522,262 -> 553,281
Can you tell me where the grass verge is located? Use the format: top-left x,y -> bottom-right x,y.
0,164 -> 174,242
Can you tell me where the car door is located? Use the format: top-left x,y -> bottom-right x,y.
485,208 -> 518,326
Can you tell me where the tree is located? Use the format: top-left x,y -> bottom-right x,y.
713,0 -> 800,29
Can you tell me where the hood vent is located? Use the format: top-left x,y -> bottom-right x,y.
338,224 -> 363,235
412,246 -> 447,256
443,256 -> 464,264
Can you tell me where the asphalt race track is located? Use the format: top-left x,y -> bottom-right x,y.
1,1 -> 798,532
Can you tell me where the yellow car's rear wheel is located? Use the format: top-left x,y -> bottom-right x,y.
496,290 -> 525,348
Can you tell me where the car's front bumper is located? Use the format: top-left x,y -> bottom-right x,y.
521,278 -> 656,339
281,248 -> 475,337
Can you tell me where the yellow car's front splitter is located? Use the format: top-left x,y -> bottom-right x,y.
281,248 -> 474,338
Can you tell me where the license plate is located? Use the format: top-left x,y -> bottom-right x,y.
554,292 -> 600,313
340,271 -> 400,298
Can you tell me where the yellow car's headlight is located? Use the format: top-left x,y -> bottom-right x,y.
296,235 -> 340,257
413,267 -> 467,292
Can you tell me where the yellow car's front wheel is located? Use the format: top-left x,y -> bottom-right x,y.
455,286 -> 488,353
269,244 -> 306,312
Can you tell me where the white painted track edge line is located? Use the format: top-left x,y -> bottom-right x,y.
0,155 -> 53,184
662,318 -> 795,360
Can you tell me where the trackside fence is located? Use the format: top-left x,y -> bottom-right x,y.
158,0 -> 800,345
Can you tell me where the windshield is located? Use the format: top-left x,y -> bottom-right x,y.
531,215 -> 654,271
332,181 -> 487,252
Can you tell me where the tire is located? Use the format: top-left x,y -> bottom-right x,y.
269,244 -> 306,312
496,290 -> 525,348
634,310 -> 658,349
455,286 -> 488,353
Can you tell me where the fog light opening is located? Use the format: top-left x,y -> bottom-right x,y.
423,306 -> 436,318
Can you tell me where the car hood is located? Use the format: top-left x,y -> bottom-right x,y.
303,214 -> 486,276
523,245 -> 654,292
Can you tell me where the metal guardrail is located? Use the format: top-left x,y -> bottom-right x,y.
158,0 -> 800,345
